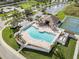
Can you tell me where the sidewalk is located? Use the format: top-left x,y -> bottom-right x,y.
73,39 -> 79,59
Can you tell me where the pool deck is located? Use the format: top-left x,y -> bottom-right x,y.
19,22 -> 65,51
20,25 -> 62,51
16,21 -> 70,52
21,32 -> 52,49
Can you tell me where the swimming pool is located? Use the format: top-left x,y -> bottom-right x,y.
60,16 -> 79,35
24,26 -> 55,43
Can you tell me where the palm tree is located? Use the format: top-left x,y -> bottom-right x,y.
52,44 -> 65,59
24,9 -> 34,21
10,15 -> 18,28
10,10 -> 23,28
1,8 -> 8,20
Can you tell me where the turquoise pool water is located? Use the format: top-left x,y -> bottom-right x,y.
60,16 -> 79,35
24,26 -> 55,43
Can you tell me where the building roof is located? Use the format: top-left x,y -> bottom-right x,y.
39,15 -> 59,25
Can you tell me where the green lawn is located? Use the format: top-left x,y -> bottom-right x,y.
20,0 -> 46,10
2,27 -> 19,49
20,39 -> 76,59
20,3 -> 32,10
20,0 -> 38,10
56,11 -> 65,20
59,39 -> 76,59
2,27 -> 76,59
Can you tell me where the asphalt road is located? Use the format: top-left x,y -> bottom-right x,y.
0,43 -> 21,59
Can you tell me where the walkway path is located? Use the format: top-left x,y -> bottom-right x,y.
73,39 -> 79,59
0,25 -> 26,59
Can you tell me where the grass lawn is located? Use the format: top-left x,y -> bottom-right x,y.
20,3 -> 32,10
59,38 -> 76,59
56,11 -> 65,21
20,39 -> 76,59
2,27 -> 76,59
20,0 -> 46,10
2,27 -> 19,50
20,0 -> 38,10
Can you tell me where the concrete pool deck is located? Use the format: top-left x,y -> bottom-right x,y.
14,19 -> 70,52
19,22 -> 62,52
21,32 -> 51,49
21,30 -> 61,52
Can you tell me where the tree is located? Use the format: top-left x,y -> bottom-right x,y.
24,9 -> 34,21
10,10 -> 23,28
14,0 -> 19,2
0,8 -> 8,20
64,4 -> 79,17
52,44 -> 65,59
35,0 -> 49,4
74,0 -> 79,7
24,9 -> 33,17
10,15 -> 19,28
